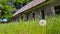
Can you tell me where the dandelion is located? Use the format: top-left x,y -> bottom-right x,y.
39,19 -> 46,27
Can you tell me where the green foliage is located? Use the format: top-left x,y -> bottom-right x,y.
1,5 -> 16,19
0,0 -> 17,20
0,0 -> 8,5
16,0 -> 31,4
0,4 -> 4,10
0,0 -> 31,20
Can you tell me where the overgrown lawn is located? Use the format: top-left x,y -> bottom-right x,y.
0,15 -> 60,34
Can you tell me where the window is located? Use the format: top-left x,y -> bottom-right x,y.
54,6 -> 60,15
41,10 -> 45,19
26,14 -> 28,21
32,13 -> 35,20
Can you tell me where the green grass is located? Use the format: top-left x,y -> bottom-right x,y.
0,15 -> 60,34
46,15 -> 60,34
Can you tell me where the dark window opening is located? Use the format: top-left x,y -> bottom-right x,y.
41,10 -> 45,19
32,13 -> 35,20
55,6 -> 60,15
21,14 -> 23,20
21,16 -> 23,20
26,15 -> 28,21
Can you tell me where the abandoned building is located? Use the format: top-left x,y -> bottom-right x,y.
13,0 -> 60,21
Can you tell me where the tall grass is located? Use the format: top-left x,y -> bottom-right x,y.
0,15 -> 60,34
46,15 -> 60,34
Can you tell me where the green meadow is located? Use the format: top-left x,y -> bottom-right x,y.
0,15 -> 60,34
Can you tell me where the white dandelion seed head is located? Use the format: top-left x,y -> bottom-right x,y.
39,19 -> 46,27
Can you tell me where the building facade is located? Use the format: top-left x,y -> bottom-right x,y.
13,0 -> 60,21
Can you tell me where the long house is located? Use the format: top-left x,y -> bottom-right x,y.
13,0 -> 60,21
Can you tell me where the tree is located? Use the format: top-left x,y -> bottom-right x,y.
13,0 -> 32,9
0,0 -> 32,21
0,0 -> 17,20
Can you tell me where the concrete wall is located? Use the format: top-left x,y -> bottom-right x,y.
44,5 -> 55,18
14,5 -> 55,21
13,1 -> 60,21
26,4 -> 56,20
